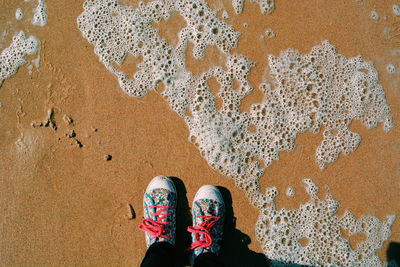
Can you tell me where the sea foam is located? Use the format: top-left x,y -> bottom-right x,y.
0,0 -> 47,87
0,31 -> 39,86
32,0 -> 47,26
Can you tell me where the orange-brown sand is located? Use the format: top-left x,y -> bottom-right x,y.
0,0 -> 399,266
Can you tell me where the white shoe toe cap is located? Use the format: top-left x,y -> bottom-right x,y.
146,175 -> 176,193
194,185 -> 224,204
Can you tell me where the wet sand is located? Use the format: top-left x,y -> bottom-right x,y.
0,0 -> 399,265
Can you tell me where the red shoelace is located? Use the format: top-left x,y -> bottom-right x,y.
139,205 -> 172,240
187,215 -> 221,250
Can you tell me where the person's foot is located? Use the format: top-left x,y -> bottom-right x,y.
139,176 -> 177,247
188,185 -> 225,257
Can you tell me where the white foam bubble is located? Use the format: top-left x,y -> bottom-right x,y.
0,31 -> 40,87
393,5 -> 400,16
286,187 -> 295,197
371,10 -> 380,20
265,28 -> 276,38
15,8 -> 24,21
222,10 -> 229,19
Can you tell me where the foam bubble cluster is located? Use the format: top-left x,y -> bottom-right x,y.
0,31 -> 39,86
386,64 -> 396,74
32,0 -> 47,26
267,41 -> 393,169
256,179 -> 395,267
77,0 -> 239,99
1,0 -> 47,87
77,0 -> 395,265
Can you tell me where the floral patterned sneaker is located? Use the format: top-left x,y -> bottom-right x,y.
188,185 -> 225,257
138,176 -> 177,247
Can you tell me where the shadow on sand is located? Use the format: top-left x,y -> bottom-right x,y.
387,242 -> 400,266
169,176 -> 192,267
169,176 -> 314,267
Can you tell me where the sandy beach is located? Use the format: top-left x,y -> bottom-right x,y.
0,0 -> 399,266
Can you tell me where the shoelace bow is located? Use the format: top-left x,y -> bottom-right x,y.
139,205 -> 172,240
187,215 -> 221,250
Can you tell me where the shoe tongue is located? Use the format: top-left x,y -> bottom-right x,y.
206,206 -> 214,215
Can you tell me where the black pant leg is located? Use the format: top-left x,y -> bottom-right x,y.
193,252 -> 224,267
140,241 -> 176,267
